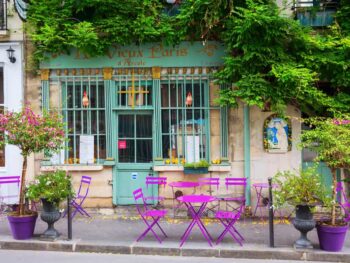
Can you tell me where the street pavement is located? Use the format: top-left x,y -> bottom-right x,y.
0,208 -> 350,262
0,250 -> 330,263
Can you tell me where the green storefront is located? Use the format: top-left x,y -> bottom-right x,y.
40,41 -> 230,205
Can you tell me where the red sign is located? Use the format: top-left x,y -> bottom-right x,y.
118,140 -> 127,149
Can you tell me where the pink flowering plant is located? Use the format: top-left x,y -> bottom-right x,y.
0,105 -> 66,216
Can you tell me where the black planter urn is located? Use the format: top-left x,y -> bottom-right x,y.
292,205 -> 316,249
40,199 -> 61,239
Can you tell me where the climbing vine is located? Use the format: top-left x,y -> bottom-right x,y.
27,0 -> 350,116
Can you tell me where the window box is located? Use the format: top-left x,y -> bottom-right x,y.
104,158 -> 115,166
183,167 -> 209,175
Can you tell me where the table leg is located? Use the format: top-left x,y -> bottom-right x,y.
180,202 -> 213,247
253,186 -> 263,217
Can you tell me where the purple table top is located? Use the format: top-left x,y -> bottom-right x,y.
168,181 -> 199,188
253,183 -> 278,188
177,194 -> 216,203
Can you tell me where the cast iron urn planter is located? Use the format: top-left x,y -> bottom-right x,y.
40,198 -> 61,239
292,205 -> 316,249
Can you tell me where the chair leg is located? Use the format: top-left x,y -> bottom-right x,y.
217,218 -> 243,246
137,217 -> 164,243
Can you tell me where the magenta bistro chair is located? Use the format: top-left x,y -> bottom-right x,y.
144,176 -> 167,205
63,175 -> 92,219
215,204 -> 244,246
0,176 -> 20,214
336,181 -> 350,222
133,188 -> 168,243
198,177 -> 220,214
218,177 -> 247,213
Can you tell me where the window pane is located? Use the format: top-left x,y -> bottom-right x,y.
90,84 -> 97,108
161,84 -> 169,107
136,115 -> 152,138
119,139 -> 134,163
99,111 -> 105,133
136,140 -> 152,163
161,110 -> 170,133
99,84 -> 105,108
91,110 -> 97,134
162,135 -> 170,159
99,135 -> 106,159
75,85 -> 82,108
75,111 -> 81,134
67,86 -> 73,108
118,115 -> 134,138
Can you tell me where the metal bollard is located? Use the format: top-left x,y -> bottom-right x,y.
268,177 -> 274,248
67,178 -> 73,240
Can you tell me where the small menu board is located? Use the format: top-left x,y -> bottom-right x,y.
80,135 -> 94,164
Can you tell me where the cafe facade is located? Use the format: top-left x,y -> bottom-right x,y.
38,41 -> 302,210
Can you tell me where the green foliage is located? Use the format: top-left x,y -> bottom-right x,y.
299,116 -> 350,170
26,170 -> 75,205
273,165 -> 331,208
26,0 -> 350,116
184,159 -> 210,168
299,115 -> 350,224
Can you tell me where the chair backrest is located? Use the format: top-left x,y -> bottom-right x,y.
225,177 -> 247,202
0,176 -> 21,199
133,188 -> 147,214
76,175 -> 92,199
145,176 -> 167,189
336,181 -> 349,205
198,177 -> 220,190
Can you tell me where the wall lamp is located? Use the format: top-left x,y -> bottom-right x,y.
6,46 -> 16,63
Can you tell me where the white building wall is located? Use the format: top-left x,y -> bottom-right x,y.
0,1 -> 24,203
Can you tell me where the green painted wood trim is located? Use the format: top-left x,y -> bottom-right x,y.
220,85 -> 229,158
153,79 -> 162,158
105,80 -> 113,158
41,80 -> 50,110
243,105 -> 251,206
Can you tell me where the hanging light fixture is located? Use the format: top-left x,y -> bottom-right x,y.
6,46 -> 16,63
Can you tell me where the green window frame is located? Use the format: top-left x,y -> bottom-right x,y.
160,76 -> 217,164
60,76 -> 106,164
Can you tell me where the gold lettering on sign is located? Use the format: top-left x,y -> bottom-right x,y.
148,44 -> 188,59
152,67 -> 161,79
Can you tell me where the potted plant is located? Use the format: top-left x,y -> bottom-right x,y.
0,105 -> 66,239
26,170 -> 74,239
273,166 -> 330,249
183,159 -> 210,174
299,116 -> 350,251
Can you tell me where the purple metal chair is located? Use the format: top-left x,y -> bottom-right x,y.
133,188 -> 168,243
215,204 -> 244,246
336,181 -> 350,222
63,175 -> 92,219
218,177 -> 247,213
0,176 -> 20,214
198,177 -> 220,215
144,176 -> 167,205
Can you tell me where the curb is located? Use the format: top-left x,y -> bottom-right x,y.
1,240 -> 350,262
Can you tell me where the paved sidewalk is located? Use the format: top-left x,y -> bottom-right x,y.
0,209 -> 349,262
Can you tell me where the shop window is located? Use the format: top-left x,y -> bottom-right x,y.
161,79 -> 210,163
62,81 -> 106,164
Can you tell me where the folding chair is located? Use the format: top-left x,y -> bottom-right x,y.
133,188 -> 168,243
0,176 -> 20,215
336,181 -> 350,222
144,176 -> 167,207
215,204 -> 244,246
198,177 -> 220,216
218,177 -> 247,213
63,175 -> 92,219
